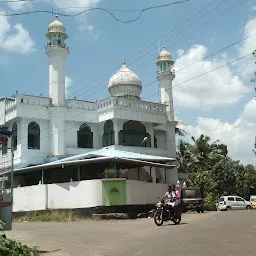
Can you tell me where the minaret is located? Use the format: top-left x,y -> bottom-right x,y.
45,14 -> 69,156
156,46 -> 175,121
156,46 -> 178,184
45,14 -> 69,106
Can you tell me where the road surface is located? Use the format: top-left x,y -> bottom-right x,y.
6,210 -> 256,256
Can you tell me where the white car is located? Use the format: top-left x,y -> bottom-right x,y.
216,195 -> 252,211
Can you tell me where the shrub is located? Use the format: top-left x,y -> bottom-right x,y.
0,219 -> 38,256
204,193 -> 218,211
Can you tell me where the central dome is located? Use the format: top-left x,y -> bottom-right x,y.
108,61 -> 142,99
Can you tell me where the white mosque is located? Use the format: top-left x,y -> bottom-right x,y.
0,15 -> 181,210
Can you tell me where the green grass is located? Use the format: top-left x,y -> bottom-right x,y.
13,210 -> 100,223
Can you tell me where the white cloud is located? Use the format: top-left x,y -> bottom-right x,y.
7,0 -> 101,10
0,12 -> 35,53
179,99 -> 256,164
52,0 -> 101,10
237,17 -> 256,79
77,11 -> 101,40
173,45 -> 249,110
65,76 -> 73,96
8,1 -> 32,11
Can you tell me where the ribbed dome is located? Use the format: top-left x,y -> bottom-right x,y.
48,14 -> 66,34
108,61 -> 142,99
157,46 -> 174,64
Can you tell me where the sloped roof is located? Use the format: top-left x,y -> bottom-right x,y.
48,147 -> 175,164
0,148 -> 176,175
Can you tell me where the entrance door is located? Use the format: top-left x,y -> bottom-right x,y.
102,179 -> 127,206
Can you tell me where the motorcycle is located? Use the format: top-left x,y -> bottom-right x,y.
153,197 -> 182,226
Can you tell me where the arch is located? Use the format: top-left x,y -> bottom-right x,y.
119,121 -> 151,147
103,120 -> 114,147
11,122 -> 18,150
123,121 -> 146,133
28,122 -> 40,149
77,123 -> 93,148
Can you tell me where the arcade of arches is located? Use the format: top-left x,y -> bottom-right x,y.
78,120 -> 154,148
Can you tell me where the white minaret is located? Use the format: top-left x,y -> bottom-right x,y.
156,46 -> 178,184
45,14 -> 69,156
45,14 -> 69,106
156,46 -> 175,121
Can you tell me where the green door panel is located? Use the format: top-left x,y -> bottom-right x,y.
102,179 -> 126,206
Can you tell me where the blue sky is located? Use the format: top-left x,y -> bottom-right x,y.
0,0 -> 255,164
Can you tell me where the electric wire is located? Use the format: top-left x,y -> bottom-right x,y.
17,52 -> 252,154
11,0 -> 228,127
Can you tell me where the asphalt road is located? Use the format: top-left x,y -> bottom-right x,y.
6,210 -> 256,256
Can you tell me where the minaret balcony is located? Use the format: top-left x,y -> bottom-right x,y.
45,43 -> 69,52
157,70 -> 175,79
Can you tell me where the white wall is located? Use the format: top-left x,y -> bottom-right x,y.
13,185 -> 47,212
64,121 -> 100,150
47,180 -> 102,209
126,180 -> 167,205
154,130 -> 167,150
19,118 -> 50,165
13,179 -> 168,212
13,179 -> 103,212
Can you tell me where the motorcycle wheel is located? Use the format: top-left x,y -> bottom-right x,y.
154,211 -> 164,226
172,216 -> 181,225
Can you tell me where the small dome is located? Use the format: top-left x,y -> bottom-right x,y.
48,14 -> 66,34
108,61 -> 142,99
157,46 -> 174,65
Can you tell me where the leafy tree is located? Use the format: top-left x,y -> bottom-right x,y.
189,135 -> 226,172
175,127 -> 186,136
176,133 -> 256,207
176,139 -> 193,173
209,157 -> 237,197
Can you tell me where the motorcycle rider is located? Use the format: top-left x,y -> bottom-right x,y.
163,184 -> 180,218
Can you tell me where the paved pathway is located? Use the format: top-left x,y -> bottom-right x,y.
6,211 -> 256,256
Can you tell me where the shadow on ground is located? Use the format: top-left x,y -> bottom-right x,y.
38,249 -> 61,254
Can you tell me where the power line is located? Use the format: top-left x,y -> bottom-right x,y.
18,52 -> 252,152
8,0 -> 245,154
12,0 -> 226,128
68,0 -> 232,100
10,0 -> 248,142
78,0 -> 241,100
0,0 -> 191,23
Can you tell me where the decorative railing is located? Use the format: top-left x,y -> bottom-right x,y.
17,96 -> 51,107
98,98 -> 166,113
65,99 -> 97,111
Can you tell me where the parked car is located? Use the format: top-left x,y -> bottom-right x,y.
250,195 -> 256,209
216,195 -> 252,211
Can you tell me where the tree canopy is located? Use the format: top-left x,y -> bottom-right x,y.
176,134 -> 256,208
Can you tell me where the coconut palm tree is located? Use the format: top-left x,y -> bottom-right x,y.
175,127 -> 186,136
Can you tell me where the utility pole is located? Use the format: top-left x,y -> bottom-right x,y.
251,50 -> 256,156
0,127 -> 13,231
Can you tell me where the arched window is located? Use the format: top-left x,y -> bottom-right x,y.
77,123 -> 93,148
11,122 -> 17,150
119,121 -> 151,147
103,120 -> 114,147
28,122 -> 40,149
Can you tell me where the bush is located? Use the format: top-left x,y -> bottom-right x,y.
204,193 -> 217,211
0,237 -> 38,256
0,219 -> 38,256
